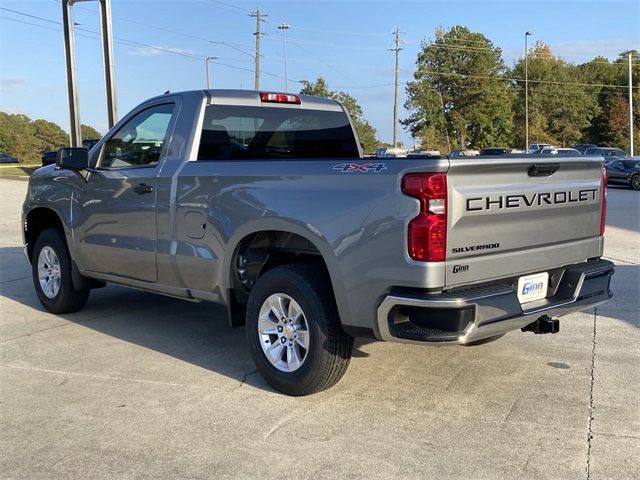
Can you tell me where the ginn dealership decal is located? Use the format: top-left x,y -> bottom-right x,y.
466,188 -> 599,212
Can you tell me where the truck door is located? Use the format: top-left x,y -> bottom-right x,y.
73,101 -> 178,282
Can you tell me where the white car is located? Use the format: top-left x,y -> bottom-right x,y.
535,147 -> 582,156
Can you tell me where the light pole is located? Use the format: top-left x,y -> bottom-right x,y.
629,53 -> 634,156
278,23 -> 290,91
524,31 -> 532,151
205,56 -> 218,89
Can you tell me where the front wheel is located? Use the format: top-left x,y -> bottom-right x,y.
245,265 -> 353,396
31,228 -> 89,314
631,174 -> 640,191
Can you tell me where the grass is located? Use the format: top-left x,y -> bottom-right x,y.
0,164 -> 41,176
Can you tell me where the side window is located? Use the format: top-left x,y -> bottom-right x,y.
101,103 -> 174,168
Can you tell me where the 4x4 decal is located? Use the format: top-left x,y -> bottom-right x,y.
333,163 -> 387,173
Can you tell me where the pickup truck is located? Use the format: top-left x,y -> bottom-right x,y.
22,90 -> 614,396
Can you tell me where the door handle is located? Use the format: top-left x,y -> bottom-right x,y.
132,183 -> 153,195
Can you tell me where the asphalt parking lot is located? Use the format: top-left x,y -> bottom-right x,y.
0,178 -> 638,480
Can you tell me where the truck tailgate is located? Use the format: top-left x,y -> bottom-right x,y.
445,156 -> 604,287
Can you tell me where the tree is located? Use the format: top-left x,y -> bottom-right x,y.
610,50 -> 640,152
404,26 -> 513,150
510,42 -> 600,147
31,119 -> 69,153
0,113 -> 71,163
81,124 -> 102,139
300,78 -> 331,97
0,113 -> 41,163
300,78 -> 379,153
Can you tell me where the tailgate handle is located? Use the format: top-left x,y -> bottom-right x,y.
528,163 -> 560,177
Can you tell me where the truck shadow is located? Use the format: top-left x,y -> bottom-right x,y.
0,246 -> 374,392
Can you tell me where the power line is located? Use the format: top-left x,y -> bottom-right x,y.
287,40 -> 359,84
418,69 -> 639,89
206,0 -> 251,14
194,0 -> 249,16
0,14 -> 96,39
288,25 -> 389,37
3,6 -> 637,93
0,8 -> 292,82
48,0 -> 254,51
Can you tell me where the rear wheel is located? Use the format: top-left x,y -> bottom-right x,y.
31,228 -> 89,314
246,265 -> 353,396
631,174 -> 640,191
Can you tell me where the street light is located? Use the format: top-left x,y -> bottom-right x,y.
524,31 -> 533,151
278,23 -> 290,91
205,56 -> 218,89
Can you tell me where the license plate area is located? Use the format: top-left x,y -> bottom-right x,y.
517,272 -> 549,304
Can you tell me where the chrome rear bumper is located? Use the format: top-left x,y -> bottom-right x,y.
376,259 -> 614,345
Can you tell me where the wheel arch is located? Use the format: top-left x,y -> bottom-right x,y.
24,207 -> 67,263
223,223 -> 347,328
24,207 -> 104,291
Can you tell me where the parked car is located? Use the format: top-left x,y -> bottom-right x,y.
534,147 -> 582,156
605,158 -> 640,190
528,143 -> 552,153
478,147 -> 514,156
22,89 -> 614,395
584,147 -> 627,158
41,150 -> 58,166
449,149 -> 479,157
574,143 -> 597,154
0,152 -> 19,164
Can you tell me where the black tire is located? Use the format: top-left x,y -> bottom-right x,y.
246,265 -> 354,396
31,227 -> 89,314
631,174 -> 640,191
462,333 -> 505,346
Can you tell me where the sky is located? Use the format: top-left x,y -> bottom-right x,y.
1,0 -> 639,147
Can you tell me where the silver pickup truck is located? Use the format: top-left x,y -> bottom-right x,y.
22,90 -> 614,395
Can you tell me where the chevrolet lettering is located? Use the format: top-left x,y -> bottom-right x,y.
21,89 -> 614,396
466,188 -> 599,212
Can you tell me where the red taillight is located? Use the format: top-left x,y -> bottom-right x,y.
259,92 -> 301,104
402,173 -> 447,262
600,167 -> 607,236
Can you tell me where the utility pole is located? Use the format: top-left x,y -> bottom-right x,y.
629,53 -> 635,156
278,23 -> 290,91
251,9 -> 267,90
391,27 -> 402,148
524,31 -> 532,151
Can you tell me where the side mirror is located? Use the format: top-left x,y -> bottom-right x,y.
56,147 -> 88,170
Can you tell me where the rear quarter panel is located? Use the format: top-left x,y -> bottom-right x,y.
174,158 -> 448,330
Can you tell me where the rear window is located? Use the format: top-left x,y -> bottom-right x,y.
197,105 -> 359,160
